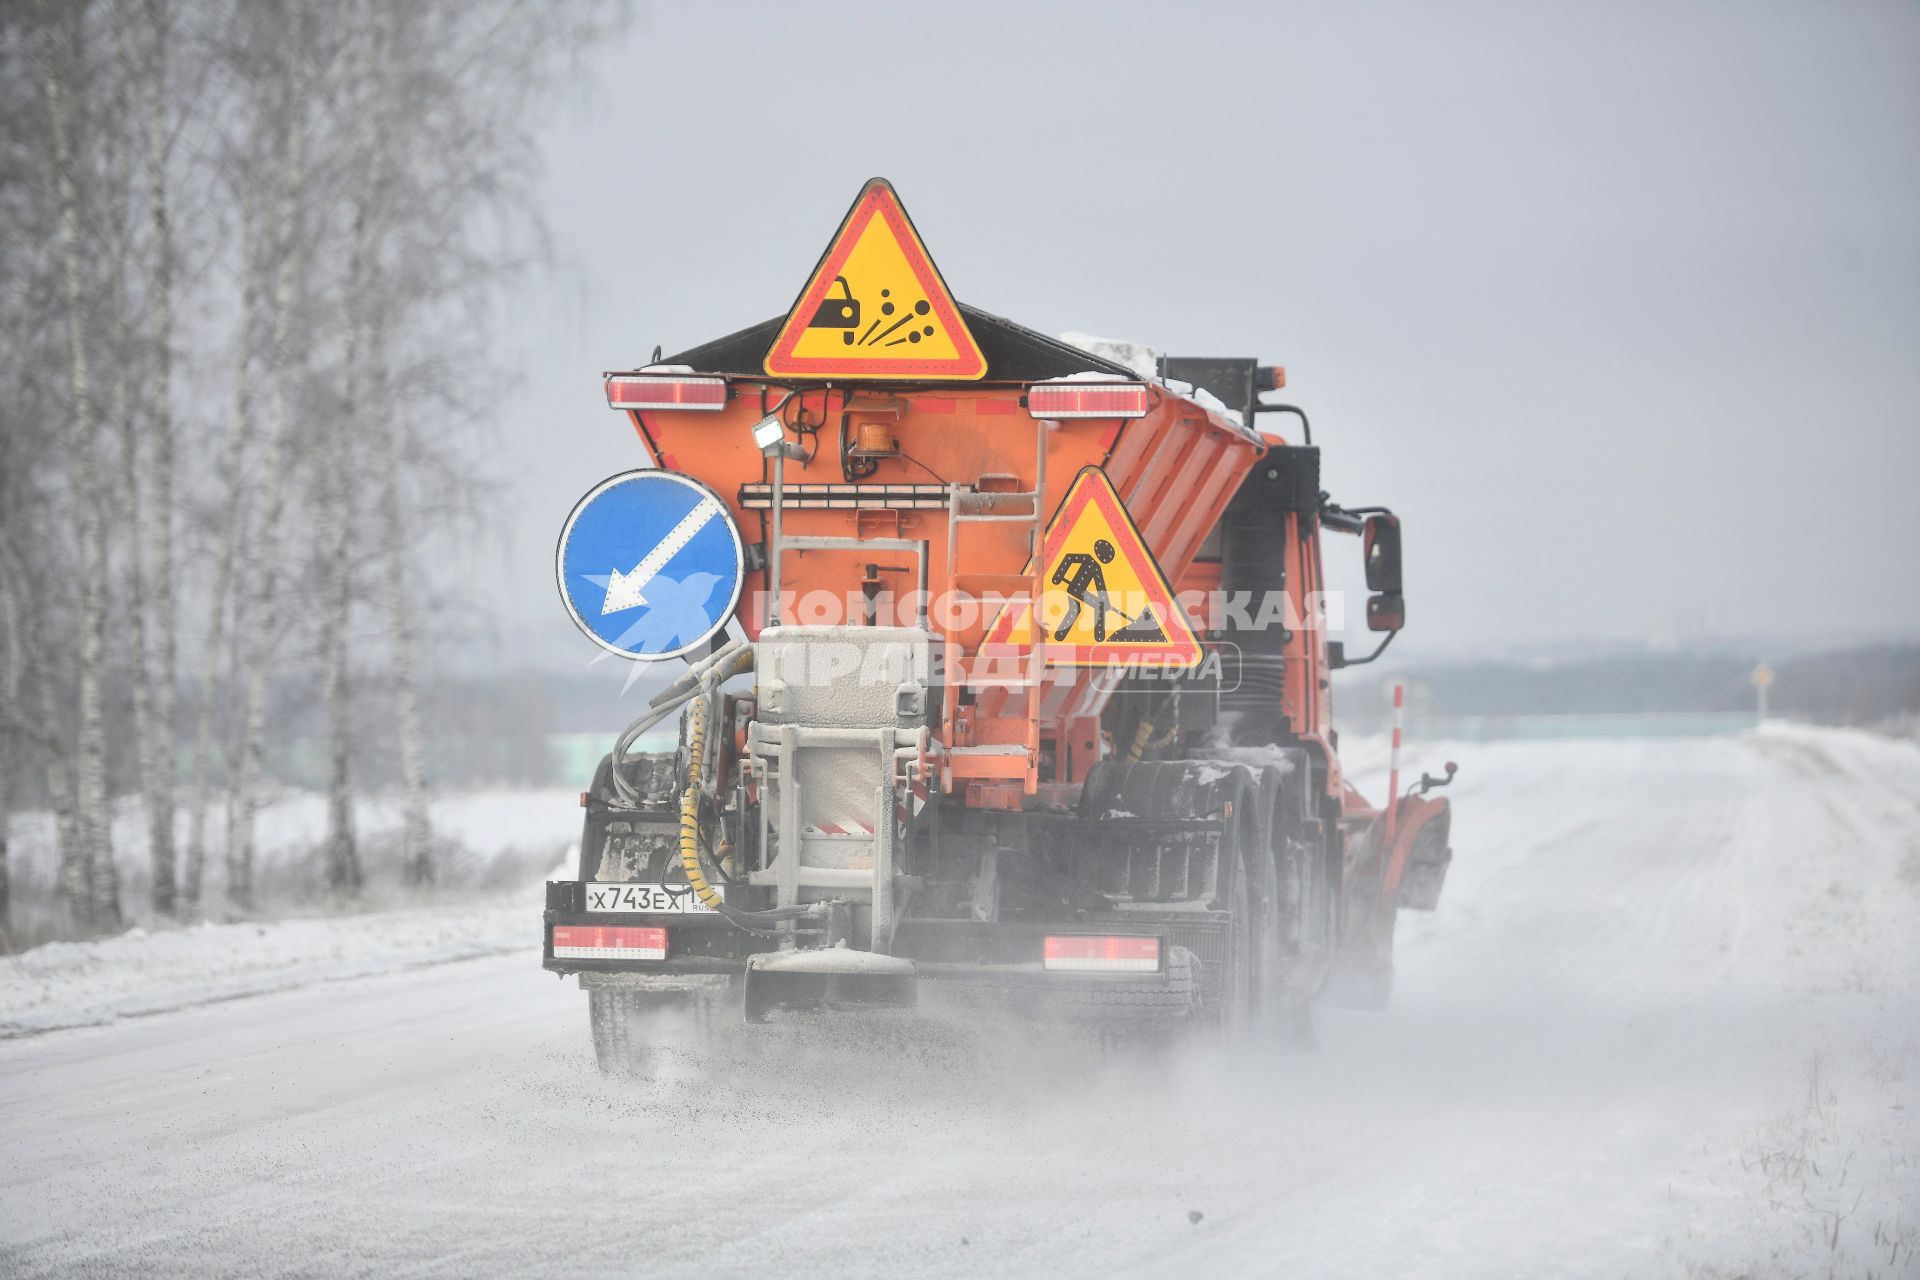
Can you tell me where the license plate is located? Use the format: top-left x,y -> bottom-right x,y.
584,882 -> 715,914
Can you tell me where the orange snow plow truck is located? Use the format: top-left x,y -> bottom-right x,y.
544,179 -> 1456,1068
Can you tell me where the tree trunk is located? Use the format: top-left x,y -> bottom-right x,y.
356,8 -> 431,887
0,585 -> 15,948
141,0 -> 180,917
376,310 -> 432,887
41,3 -> 121,933
318,418 -> 357,895
183,481 -> 236,911
228,6 -> 309,914
319,4 -> 402,899
0,530 -> 82,934
0,736 -> 11,949
186,65 -> 268,916
108,11 -> 164,925
1,512 -> 21,944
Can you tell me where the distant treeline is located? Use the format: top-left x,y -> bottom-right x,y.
1355,643 -> 1920,727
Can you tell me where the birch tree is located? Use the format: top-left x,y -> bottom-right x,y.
104,5 -> 173,926
361,6 -> 431,887
139,0 -> 180,916
183,17 -> 270,911
38,0 -> 121,932
314,3 -> 388,898
226,0 -> 310,911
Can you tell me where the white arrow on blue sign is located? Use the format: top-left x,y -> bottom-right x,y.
556,470 -> 746,661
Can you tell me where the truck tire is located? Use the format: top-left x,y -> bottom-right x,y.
586,981 -> 730,1077
1245,764 -> 1324,1049
1211,841 -> 1262,1039
588,989 -> 648,1076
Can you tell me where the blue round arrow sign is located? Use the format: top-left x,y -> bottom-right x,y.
556,470 -> 746,661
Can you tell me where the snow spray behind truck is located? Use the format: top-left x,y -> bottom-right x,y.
544,179 -> 1457,1070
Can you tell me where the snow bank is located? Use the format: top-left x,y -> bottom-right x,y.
0,786 -> 584,1034
0,891 -> 540,1038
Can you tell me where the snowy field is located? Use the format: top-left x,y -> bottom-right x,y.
1,725 -> 1916,1278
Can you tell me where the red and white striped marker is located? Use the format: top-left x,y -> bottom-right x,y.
1384,682 -> 1405,847
803,818 -> 877,837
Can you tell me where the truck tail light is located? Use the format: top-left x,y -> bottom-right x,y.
1043,935 -> 1160,973
552,925 -> 667,960
605,374 -> 727,411
1026,381 -> 1150,419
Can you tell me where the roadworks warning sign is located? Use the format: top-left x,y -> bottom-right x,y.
764,178 -> 985,381
982,466 -> 1202,667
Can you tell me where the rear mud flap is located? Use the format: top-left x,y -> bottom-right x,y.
1397,828 -> 1453,912
743,949 -> 917,1023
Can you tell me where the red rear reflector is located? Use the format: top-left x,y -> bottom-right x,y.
605,374 -> 727,411
1026,381 -> 1150,420
1043,935 -> 1160,973
552,925 -> 667,961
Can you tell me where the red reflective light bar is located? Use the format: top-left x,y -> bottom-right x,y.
552,925 -> 667,961
1042,935 -> 1161,973
605,374 -> 727,411
1025,381 -> 1150,419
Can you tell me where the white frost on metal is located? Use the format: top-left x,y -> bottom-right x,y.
1057,330 -> 1159,380
747,945 -> 915,976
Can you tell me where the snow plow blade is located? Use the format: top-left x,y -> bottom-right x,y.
743,949 -> 917,1023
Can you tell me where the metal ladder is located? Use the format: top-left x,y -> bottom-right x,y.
941,419 -> 1051,795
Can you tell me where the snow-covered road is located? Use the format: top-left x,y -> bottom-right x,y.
3,726 -> 1916,1278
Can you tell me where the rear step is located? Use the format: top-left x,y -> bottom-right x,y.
743,948 -> 917,1022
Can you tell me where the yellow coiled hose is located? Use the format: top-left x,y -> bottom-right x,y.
677,693 -> 727,912
674,645 -> 754,910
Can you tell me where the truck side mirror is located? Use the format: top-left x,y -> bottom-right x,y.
1366,592 -> 1405,633
1362,514 -> 1402,593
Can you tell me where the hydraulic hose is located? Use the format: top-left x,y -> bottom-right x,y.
611,645 -> 756,807
677,694 -> 726,912
666,649 -> 820,934
1126,715 -> 1156,764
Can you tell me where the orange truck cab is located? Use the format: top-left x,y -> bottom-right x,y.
543,180 -> 1455,1062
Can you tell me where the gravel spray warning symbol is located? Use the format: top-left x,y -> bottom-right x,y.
765,178 -> 985,380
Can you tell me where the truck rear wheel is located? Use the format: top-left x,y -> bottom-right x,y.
588,990 -> 648,1076
586,982 -> 730,1077
1210,782 -> 1270,1041
1213,850 -> 1258,1038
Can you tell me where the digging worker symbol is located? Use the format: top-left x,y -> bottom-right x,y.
1052,538 -> 1122,642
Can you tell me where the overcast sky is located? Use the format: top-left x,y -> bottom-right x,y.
482,0 -> 1919,673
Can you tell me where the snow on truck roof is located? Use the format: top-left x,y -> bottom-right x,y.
662,301 -> 1139,385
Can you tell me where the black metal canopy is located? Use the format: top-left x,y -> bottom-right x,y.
662,303 -> 1138,384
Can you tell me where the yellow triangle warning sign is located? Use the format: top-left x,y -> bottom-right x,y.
765,178 -> 985,381
983,466 -> 1202,667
